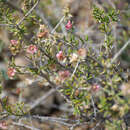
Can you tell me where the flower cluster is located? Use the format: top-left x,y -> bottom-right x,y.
70,48 -> 87,63
10,40 -> 18,46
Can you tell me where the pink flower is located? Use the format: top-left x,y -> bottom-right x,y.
65,20 -> 72,30
58,70 -> 70,80
10,40 -> 18,46
0,121 -> 7,129
56,51 -> 65,61
27,44 -> 37,54
7,67 -> 16,78
92,84 -> 100,92
78,48 -> 87,59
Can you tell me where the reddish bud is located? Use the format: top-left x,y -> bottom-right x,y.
65,20 -> 72,30
56,51 -> 65,61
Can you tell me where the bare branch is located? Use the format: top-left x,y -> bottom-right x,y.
51,0 -> 67,35
12,122 -> 40,130
91,96 -> 97,117
32,115 -> 73,127
51,16 -> 65,34
29,88 -> 56,110
108,39 -> 130,67
71,61 -> 80,78
0,24 -> 14,27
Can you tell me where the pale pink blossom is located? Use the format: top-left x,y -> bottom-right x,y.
121,83 -> 130,96
56,51 -> 65,61
27,44 -> 37,54
65,20 -> 72,30
78,48 -> 87,59
58,70 -> 70,80
7,67 -> 16,78
10,40 -> 18,46
70,53 -> 78,63
0,121 -> 7,129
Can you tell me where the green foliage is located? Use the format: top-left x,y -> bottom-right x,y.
0,0 -> 7,2
93,5 -> 119,31
106,119 -> 123,130
1,96 -> 26,116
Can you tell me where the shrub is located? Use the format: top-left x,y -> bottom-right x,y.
0,0 -> 129,129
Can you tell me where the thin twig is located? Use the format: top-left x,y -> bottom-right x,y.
29,88 -> 56,110
51,104 -> 73,113
32,115 -> 73,127
71,61 -> 80,78
33,115 -> 71,122
91,96 -> 97,117
107,0 -> 116,9
108,39 -> 130,67
51,16 -> 65,34
51,0 -> 67,35
12,122 -> 40,130
91,120 -> 102,130
17,0 -> 40,26
0,24 -> 14,27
